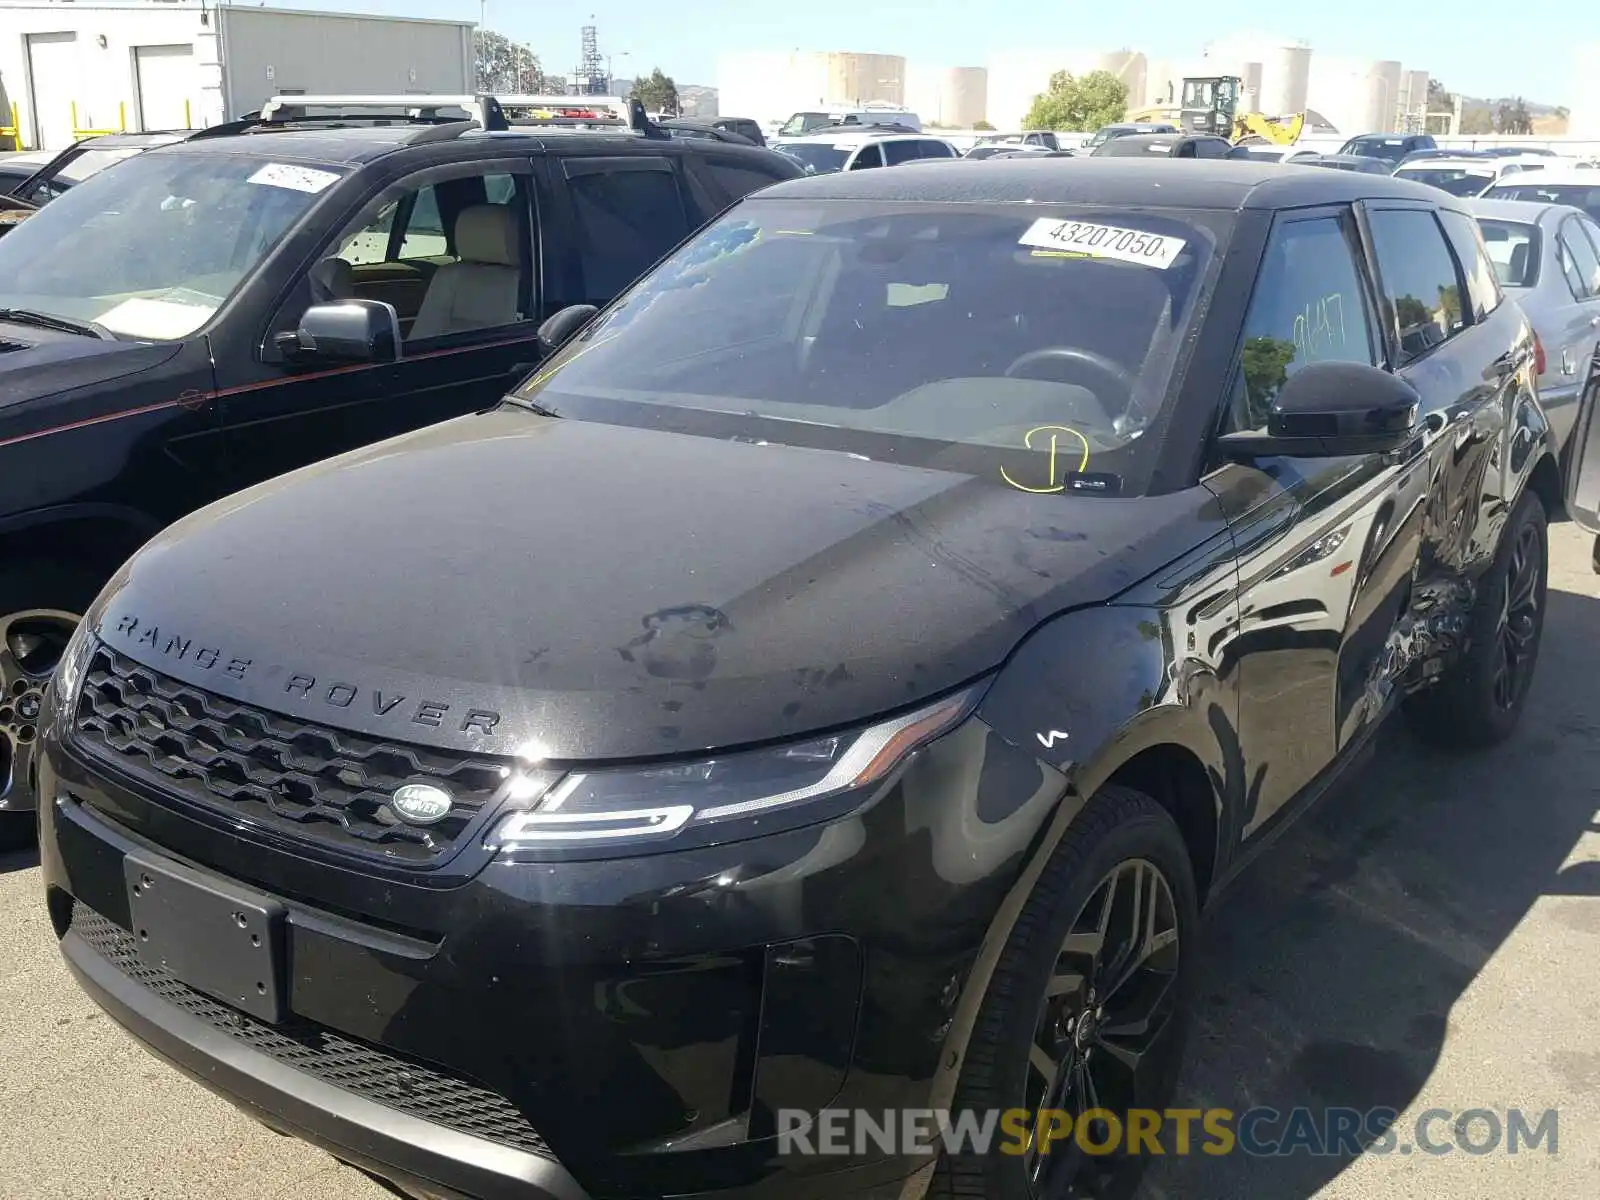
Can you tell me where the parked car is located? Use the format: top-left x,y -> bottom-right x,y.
778,107 -> 923,135
1395,148 -> 1488,167
1337,132 -> 1438,165
1468,197 -> 1600,449
657,117 -> 764,147
0,150 -> 55,195
0,98 -> 803,836
1226,143 -> 1322,164
1090,132 -> 1234,158
1480,166 -> 1600,222
1085,121 -> 1180,150
40,158 -> 1557,1200
771,128 -> 959,173
1301,152 -> 1397,174
1392,156 -> 1502,196
973,130 -> 1061,151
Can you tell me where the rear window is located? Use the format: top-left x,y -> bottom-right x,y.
1394,166 -> 1497,196
1483,182 -> 1600,222
517,200 -> 1233,497
1475,219 -> 1541,287
1340,137 -> 1409,163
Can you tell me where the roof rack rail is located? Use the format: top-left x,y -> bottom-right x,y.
253,93 -> 670,139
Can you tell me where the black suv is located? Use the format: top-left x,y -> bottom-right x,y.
0,100 -> 800,832
42,160 -> 1557,1200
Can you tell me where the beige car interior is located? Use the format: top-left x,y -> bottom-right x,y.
311,179 -> 527,345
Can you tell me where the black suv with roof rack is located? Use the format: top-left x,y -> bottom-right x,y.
0,95 -> 801,836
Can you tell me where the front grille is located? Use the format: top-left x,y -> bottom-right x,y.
73,645 -> 509,865
71,906 -> 555,1158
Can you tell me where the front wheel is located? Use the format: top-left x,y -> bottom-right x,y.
1405,488 -> 1548,748
0,562 -> 102,849
931,786 -> 1199,1200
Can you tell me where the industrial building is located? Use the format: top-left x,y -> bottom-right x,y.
0,1 -> 475,150
905,64 -> 988,129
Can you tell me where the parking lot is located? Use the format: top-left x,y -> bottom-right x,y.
1,520 -> 1597,1200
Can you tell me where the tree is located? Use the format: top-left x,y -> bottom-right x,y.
631,68 -> 680,117
1426,78 -> 1451,109
1239,337 -> 1296,429
973,119 -> 996,131
1023,70 -> 1128,133
1495,97 -> 1533,135
1460,104 -> 1495,135
475,29 -> 551,93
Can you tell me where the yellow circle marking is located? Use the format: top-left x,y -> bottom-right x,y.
999,425 -> 1091,494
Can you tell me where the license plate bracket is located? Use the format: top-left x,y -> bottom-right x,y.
124,850 -> 287,1024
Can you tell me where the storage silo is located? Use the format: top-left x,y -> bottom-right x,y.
1366,60 -> 1403,131
1090,50 -> 1147,115
1260,43 -> 1311,115
906,64 -> 988,127
1572,45 -> 1600,137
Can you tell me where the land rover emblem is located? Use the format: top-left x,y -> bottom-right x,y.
390,783 -> 454,825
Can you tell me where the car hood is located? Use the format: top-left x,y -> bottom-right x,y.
90,408 -> 1220,761
0,325 -> 181,410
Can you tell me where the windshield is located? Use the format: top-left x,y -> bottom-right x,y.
0,150 -> 341,340
1181,81 -> 1215,108
514,199 -> 1230,497
1483,182 -> 1600,221
772,142 -> 851,174
1476,219 -> 1541,287
1395,167 -> 1496,196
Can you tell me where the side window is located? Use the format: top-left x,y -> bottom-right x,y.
1558,216 -> 1600,299
565,161 -> 692,304
287,167 -> 534,350
1175,142 -> 1198,159
849,144 -> 884,170
1225,213 -> 1379,433
703,158 -> 791,204
883,140 -> 921,166
1437,209 -> 1502,322
1366,208 -> 1468,364
918,140 -> 956,159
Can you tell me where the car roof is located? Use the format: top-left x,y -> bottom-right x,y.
1466,197 -> 1579,224
754,156 -> 1451,211
1482,167 -> 1600,186
776,128 -> 934,145
1395,157 -> 1495,170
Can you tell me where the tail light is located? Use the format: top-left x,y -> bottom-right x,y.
1533,330 -> 1547,376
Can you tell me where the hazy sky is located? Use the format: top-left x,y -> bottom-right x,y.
289,0 -> 1576,106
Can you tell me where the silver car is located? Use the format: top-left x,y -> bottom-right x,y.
1467,197 -> 1600,450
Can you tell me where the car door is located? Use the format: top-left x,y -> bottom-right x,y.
216,155 -> 549,495
1200,205 -> 1431,841
1545,213 -> 1600,442
548,153 -> 696,308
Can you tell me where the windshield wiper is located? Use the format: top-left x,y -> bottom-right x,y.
503,394 -> 561,418
0,308 -> 114,340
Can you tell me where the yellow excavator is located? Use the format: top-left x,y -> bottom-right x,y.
1180,75 -> 1305,145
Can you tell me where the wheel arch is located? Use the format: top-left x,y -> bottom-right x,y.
0,504 -> 162,581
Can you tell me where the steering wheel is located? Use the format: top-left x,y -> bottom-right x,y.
1002,347 -> 1136,416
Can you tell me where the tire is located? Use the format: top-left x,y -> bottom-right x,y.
0,559 -> 104,848
1405,488 -> 1548,748
930,786 -> 1199,1200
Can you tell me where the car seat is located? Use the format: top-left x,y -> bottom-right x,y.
407,205 -> 522,340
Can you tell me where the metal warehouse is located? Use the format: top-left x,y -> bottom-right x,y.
0,1 -> 475,150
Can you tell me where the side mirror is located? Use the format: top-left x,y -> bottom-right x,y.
1218,361 -> 1421,460
275,300 -> 399,365
537,304 -> 598,354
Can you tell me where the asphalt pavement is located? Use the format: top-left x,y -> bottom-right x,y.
2,524 -> 1598,1200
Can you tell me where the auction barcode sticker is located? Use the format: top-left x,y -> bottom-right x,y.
1019,218 -> 1186,269
247,163 -> 342,195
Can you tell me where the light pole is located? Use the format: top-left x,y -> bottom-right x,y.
607,51 -> 631,96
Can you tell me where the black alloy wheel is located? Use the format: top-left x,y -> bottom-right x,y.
0,609 -> 79,812
1024,860 -> 1181,1198
1492,520 -> 1541,712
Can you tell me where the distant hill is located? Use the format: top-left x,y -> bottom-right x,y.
678,84 -> 718,118
1455,93 -> 1570,136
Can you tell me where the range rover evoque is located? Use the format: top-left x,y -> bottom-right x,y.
41,160 -> 1558,1200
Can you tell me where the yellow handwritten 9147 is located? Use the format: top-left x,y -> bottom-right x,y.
999,425 -> 1091,494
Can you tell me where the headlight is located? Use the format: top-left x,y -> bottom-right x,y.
48,613 -> 98,717
492,687 -> 977,857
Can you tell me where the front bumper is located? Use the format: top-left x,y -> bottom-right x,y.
40,712 -> 1063,1200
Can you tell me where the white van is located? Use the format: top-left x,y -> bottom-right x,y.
777,106 -> 923,135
